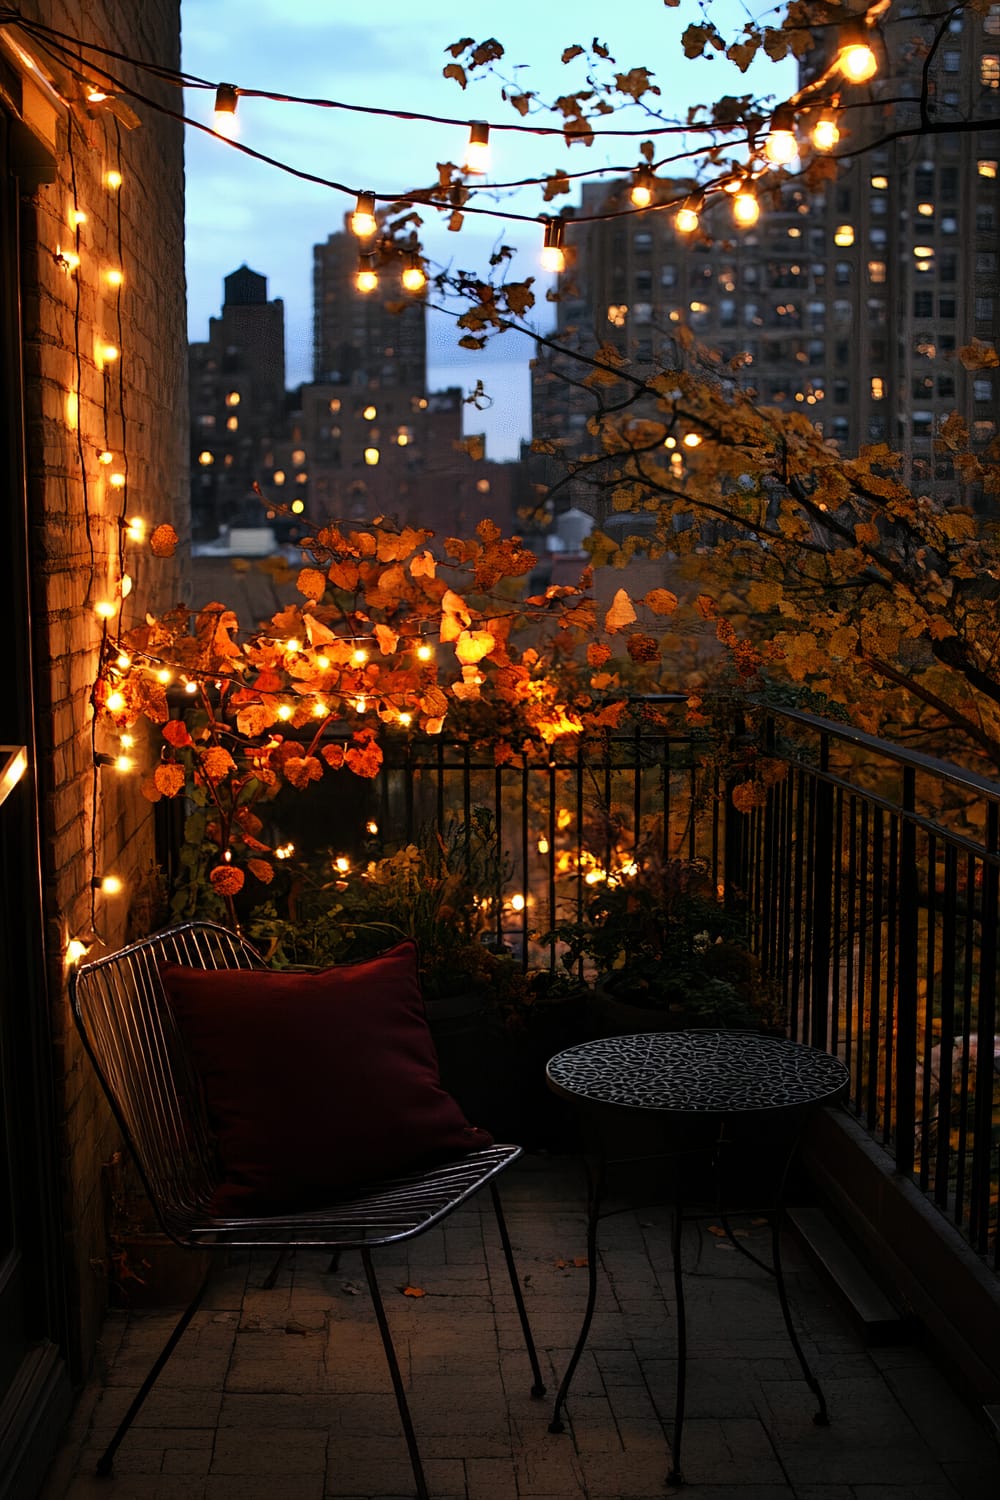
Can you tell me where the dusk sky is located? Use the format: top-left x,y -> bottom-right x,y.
180,1 -> 794,459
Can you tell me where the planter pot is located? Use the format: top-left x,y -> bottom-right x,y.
588,985 -> 692,1038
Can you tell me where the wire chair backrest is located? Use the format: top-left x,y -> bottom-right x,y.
70,921 -> 266,1239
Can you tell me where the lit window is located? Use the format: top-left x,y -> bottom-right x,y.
974,420 -> 996,442
974,378 -> 993,402
870,176 -> 888,189
362,405 -> 377,421
329,398 -> 342,413
476,479 -> 491,493
633,302 -> 652,324
197,450 -> 214,466
987,5 -> 1000,35
916,202 -> 934,217
943,49 -> 961,71
661,265 -> 677,287
871,377 -> 885,400
273,470 -> 286,485
979,159 -> 998,177
834,225 -> 854,246
982,54 -> 1000,88
226,415 -> 238,431
788,226 -> 801,238
868,261 -> 886,283
291,448 -> 306,464
291,499 -> 305,514
295,471 -> 308,483
607,304 -> 628,327
364,447 -> 379,465
225,391 -> 240,407
396,427 -> 413,446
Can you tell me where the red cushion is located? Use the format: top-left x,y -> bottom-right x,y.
158,940 -> 492,1217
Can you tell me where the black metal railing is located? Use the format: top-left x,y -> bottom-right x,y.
367,701 -> 1000,1269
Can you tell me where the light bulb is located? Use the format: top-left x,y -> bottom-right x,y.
105,268 -> 124,287
116,653 -> 131,669
105,689 -> 126,712
335,855 -> 350,873
630,168 -> 655,208
70,208 -> 87,227
683,432 -> 703,448
120,732 -> 135,748
675,202 -> 700,234
66,938 -> 89,964
316,655 -> 330,669
355,256 -> 378,293
109,471 -> 126,489
99,450 -> 114,465
156,668 -> 172,685
95,600 -> 117,620
351,191 -> 377,238
402,255 -> 427,293
364,446 -> 379,466
125,517 -> 145,543
277,703 -> 293,721
114,754 -> 134,773
464,121 -> 490,175
399,711 -> 412,727
837,22 -> 878,83
733,191 -> 760,227
366,820 -> 379,835
101,343 -> 119,364
312,699 -> 327,717
87,88 -> 110,104
94,874 -> 123,896
764,106 -> 799,166
105,169 -> 123,190
213,83 -> 239,136
120,574 -> 132,598
540,217 -> 566,272
184,679 -> 198,694
811,115 -> 840,151
352,647 -> 369,665
417,643 -> 433,661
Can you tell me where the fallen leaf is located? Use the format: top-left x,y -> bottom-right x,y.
340,1280 -> 362,1296
708,1224 -> 726,1237
401,1285 -> 426,1297
572,1256 -> 588,1268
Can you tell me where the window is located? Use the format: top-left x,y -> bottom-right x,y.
974,420 -> 997,442
976,296 -> 994,320
832,417 -> 849,442
634,230 -> 653,250
835,339 -> 850,365
743,264 -> 759,285
977,204 -> 996,231
941,167 -> 959,198
811,261 -> 826,289
869,227 -> 888,247
939,254 -> 957,281
869,415 -> 886,440
870,194 -> 887,215
977,252 -> 998,273
940,214 -> 958,235
835,187 -> 852,212
912,411 -> 934,436
834,380 -> 849,403
871,376 -> 885,400
661,264 -> 677,287
198,413 -> 216,429
915,166 -> 934,195
834,224 -> 854,246
636,339 -> 653,360
868,260 -> 886,283
979,159 -> 998,178
943,50 -> 961,71
987,4 -> 1000,34
939,295 -> 957,319
808,340 -> 824,365
867,297 -> 887,325
835,261 -> 852,286
607,304 -> 628,327
807,300 -> 825,329
937,374 -> 955,398
974,378 -> 994,402
914,291 -> 934,316
631,302 -> 651,324
744,302 -> 760,326
635,270 -> 653,293
720,299 -> 737,327
833,299 -> 851,322
982,55 -> 1000,88
913,375 -> 934,399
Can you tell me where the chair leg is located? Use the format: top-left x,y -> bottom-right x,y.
95,1263 -> 213,1477
260,1248 -> 291,1290
549,1155 -> 604,1433
360,1247 -> 429,1500
489,1180 -> 546,1399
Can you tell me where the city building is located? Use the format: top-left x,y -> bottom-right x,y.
188,265 -> 286,539
313,226 -> 426,388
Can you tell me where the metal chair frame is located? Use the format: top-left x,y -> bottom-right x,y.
71,920 -> 545,1499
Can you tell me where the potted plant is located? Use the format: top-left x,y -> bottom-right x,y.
546,855 -> 784,1036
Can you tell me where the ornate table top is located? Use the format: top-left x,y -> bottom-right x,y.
546,1031 -> 850,1116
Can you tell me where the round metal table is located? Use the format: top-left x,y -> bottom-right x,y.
545,1030 -> 850,1486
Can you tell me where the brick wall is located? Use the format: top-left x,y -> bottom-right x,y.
15,0 -> 186,1370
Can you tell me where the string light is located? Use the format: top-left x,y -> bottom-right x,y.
463,121 -> 490,175
355,253 -> 378,293
352,647 -> 369,665
99,449 -> 114,465
95,600 -> 118,620
401,253 -> 427,293
92,874 -> 123,895
100,342 -> 119,364
674,196 -> 701,235
109,470 -> 126,488
836,20 -> 878,84
105,267 -> 125,287
113,754 -> 134,773
629,166 -> 655,208
105,689 -> 126,712
86,87 -> 111,104
213,82 -> 239,136
540,217 -> 566,272
811,114 -> 840,151
70,208 -> 87,227
764,104 -> 798,166
416,643 -> 433,661
66,938 -> 89,964
124,516 -> 146,542
104,169 -> 122,189
732,190 -> 760,227
350,191 -> 377,238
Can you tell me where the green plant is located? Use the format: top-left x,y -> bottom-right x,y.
547,855 -> 783,1030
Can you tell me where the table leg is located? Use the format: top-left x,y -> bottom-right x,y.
549,1155 -> 605,1435
771,1205 -> 829,1426
667,1192 -> 686,1486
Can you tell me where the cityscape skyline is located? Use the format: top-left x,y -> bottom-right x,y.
180,0 -> 795,458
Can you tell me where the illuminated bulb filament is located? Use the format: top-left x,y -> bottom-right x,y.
106,268 -> 124,287
101,344 -> 119,364
416,643 -> 433,661
109,471 -> 126,489
355,256 -> 378,294
811,116 -> 840,151
732,191 -> 760,227
95,874 -> 124,896
276,703 -> 294,721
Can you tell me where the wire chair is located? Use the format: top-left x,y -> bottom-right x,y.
71,920 -> 545,1499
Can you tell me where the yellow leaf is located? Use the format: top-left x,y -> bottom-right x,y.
958,338 -> 999,372
455,629 -> 495,665
604,588 -> 637,633
441,589 -> 471,624
374,624 -> 399,656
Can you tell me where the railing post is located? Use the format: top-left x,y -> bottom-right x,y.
970,805 -> 999,1251
894,767 -> 918,1179
809,736 -> 833,1052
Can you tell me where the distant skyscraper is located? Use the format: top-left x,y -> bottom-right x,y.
312,228 -> 426,389
188,266 -> 287,539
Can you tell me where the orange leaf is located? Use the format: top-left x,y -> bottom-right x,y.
199,747 -> 236,783
236,704 -> 272,738
604,588 -> 637,633
374,623 -> 399,656
247,858 -> 274,884
455,629 -> 496,665
150,523 -> 178,558
297,567 -> 327,601
283,754 -> 323,790
140,774 -> 162,803
410,550 -> 436,578
162,719 -> 193,748
153,763 -> 185,798
587,642 -> 612,668
401,1285 -> 426,1297
209,864 -> 245,896
643,588 -> 678,616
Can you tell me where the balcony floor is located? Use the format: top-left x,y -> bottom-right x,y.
43,1154 -> 1000,1499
